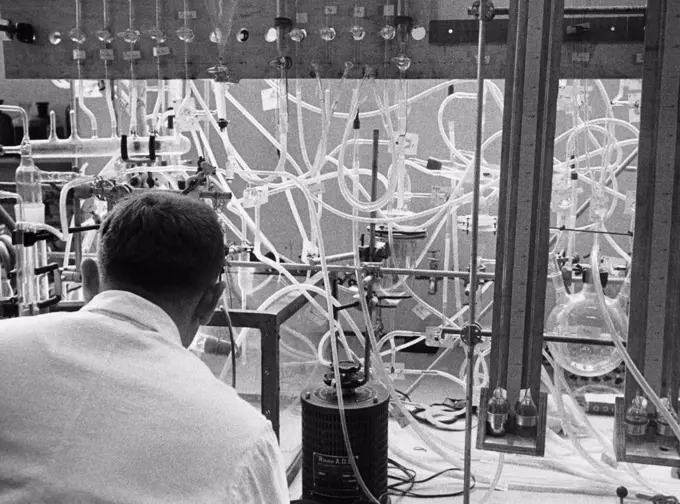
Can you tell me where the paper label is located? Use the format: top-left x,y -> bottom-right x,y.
412,303 -> 431,320
324,5 -> 337,15
385,362 -> 405,380
354,6 -> 365,17
309,182 -> 325,196
178,10 -> 197,19
241,187 -> 257,208
624,190 -> 636,215
313,453 -> 359,496
123,50 -> 141,61
261,88 -> 279,111
296,12 -> 308,24
387,132 -> 419,156
383,5 -> 395,16
431,185 -> 451,205
72,49 -> 86,61
99,49 -> 114,60
153,46 -> 170,57
572,52 -> 591,63
628,92 -> 641,123
302,239 -> 319,263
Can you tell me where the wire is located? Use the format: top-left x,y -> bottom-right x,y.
387,458 -> 470,499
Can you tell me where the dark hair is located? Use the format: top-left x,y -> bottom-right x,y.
98,192 -> 225,297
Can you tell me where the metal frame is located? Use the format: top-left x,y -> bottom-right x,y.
613,0 -> 680,468
1,0 -> 648,80
479,0 -> 564,457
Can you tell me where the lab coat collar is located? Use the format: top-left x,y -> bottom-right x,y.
81,290 -> 183,347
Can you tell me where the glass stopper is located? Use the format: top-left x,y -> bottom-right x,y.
209,28 -> 223,44
49,31 -> 62,45
147,26 -> 167,43
350,25 -> 366,41
320,26 -> 336,41
95,28 -> 114,43
392,53 -> 412,72
68,27 -> 87,44
379,25 -> 396,40
264,27 -> 278,42
118,28 -> 141,44
176,26 -> 195,43
289,27 -> 306,42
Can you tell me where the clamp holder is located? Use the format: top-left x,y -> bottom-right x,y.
467,0 -> 496,21
461,322 -> 483,346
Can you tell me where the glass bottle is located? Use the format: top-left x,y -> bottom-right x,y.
486,386 -> 509,436
546,266 -> 627,377
625,395 -> 649,438
515,389 -> 538,438
655,397 -> 679,450
14,140 -> 47,315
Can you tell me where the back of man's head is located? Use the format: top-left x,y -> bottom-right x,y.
97,191 -> 225,301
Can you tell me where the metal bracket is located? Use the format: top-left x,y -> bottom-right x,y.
468,0 -> 496,22
460,322 -> 483,346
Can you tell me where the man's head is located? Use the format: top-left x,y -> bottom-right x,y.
81,191 -> 226,347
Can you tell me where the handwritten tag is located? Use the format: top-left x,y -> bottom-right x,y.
153,46 -> 170,57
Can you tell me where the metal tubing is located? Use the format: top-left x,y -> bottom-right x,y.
362,129 -> 380,386
48,254 -> 496,281
464,5 -> 488,502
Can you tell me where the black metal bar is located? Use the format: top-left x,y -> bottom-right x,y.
493,6 -> 645,17
260,315 -> 281,440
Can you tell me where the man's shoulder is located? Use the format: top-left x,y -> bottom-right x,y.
199,379 -> 270,428
0,311 -> 75,335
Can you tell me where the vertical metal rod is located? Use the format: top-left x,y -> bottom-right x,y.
73,196 -> 82,273
464,3 -> 487,502
362,128 -> 380,383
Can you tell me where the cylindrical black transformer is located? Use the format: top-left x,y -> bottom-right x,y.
301,382 -> 389,503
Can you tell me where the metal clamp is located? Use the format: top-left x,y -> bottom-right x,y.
468,0 -> 496,21
460,322 -> 483,346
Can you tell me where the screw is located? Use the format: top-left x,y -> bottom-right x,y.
373,397 -> 379,404
305,392 -> 311,399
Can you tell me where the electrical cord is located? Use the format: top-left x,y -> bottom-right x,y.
387,458 -> 470,499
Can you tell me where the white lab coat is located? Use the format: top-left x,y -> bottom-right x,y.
0,290 -> 289,504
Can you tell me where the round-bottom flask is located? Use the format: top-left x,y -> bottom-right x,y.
546,269 -> 627,377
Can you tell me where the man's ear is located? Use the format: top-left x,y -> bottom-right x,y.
81,258 -> 101,303
196,281 -> 226,326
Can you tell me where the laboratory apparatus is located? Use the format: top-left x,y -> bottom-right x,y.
1,0 -> 679,503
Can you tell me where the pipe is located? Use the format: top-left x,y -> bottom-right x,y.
464,3 -> 488,502
0,105 -> 29,142
1,134 -> 191,159
360,129 -> 380,387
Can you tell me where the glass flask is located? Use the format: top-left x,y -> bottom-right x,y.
374,225 -> 426,294
546,267 -> 627,377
